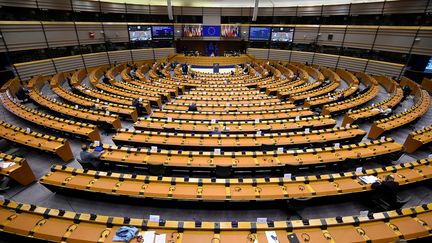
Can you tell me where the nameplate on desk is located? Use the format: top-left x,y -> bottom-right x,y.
284,173 -> 292,179
305,128 -> 310,133
355,167 -> 363,173
277,147 -> 284,153
151,146 -> 158,152
94,140 -> 100,146
257,217 -> 267,224
256,131 -> 262,136
211,119 -> 217,123
167,117 -> 173,122
255,118 -> 260,123
334,143 -> 340,148
214,149 -> 221,155
295,116 -> 300,121
149,215 -> 160,222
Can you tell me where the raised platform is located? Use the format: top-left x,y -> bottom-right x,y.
170,54 -> 251,66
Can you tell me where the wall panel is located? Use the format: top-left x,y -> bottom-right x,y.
290,51 -> 314,63
350,2 -> 384,15
82,52 -> 109,67
53,55 -> 85,72
37,0 -> 72,10
343,27 -> 376,50
247,48 -> 268,59
131,49 -> 154,61
14,59 -> 56,81
383,0 -> 429,14
293,25 -> 319,44
313,53 -> 339,68
43,23 -> 79,48
75,23 -> 104,45
297,6 -> 322,16
268,49 -> 291,61
258,7 -> 273,17
154,48 -> 175,60
108,50 -> 132,63
103,23 -> 129,43
0,0 -> 37,8
1,22 -> 48,51
317,26 -> 344,47
374,27 -> 416,53
183,7 -> 203,16
337,56 -> 367,73
71,0 -> 100,12
221,8 -> 242,16
366,60 -> 404,77
149,6 -> 168,15
126,4 -> 150,14
273,7 -> 297,17
100,2 -> 126,13
412,27 -> 432,56
322,4 -> 350,16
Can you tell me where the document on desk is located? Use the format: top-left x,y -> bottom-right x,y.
265,231 -> 280,243
143,231 -> 155,243
155,234 -> 166,243
359,175 -> 379,184
1,162 -> 15,169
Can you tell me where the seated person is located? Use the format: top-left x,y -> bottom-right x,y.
188,102 -> 198,112
0,175 -> 10,191
102,72 -> 111,85
210,127 -> 222,135
371,174 -> 400,210
191,72 -> 197,79
78,144 -> 102,169
130,68 -> 138,80
132,98 -> 145,116
379,105 -> 392,116
402,85 -> 412,101
15,86 -> 29,103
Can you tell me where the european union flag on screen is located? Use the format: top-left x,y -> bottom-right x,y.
203,26 -> 221,37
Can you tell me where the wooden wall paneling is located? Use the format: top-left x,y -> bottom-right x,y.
374,27 -> 416,53
290,50 -> 314,63
131,48 -> 154,61
154,48 -> 175,60
0,22 -> 48,51
337,56 -> 367,72
37,0 -> 72,10
273,7 -> 297,17
317,26 -> 345,47
14,59 -> 55,81
71,0 -> 100,12
100,2 -> 126,13
383,0 -> 430,14
297,5 -> 323,16
43,23 -> 79,48
293,25 -> 319,44
247,48 -> 269,59
52,55 -> 85,72
366,60 -> 404,77
82,52 -> 109,67
350,1 -> 385,15
108,50 -> 132,64
75,22 -> 104,45
103,23 -> 129,43
268,49 -> 291,61
411,27 -> 432,56
322,4 -> 350,16
343,26 -> 376,50
313,53 -> 339,68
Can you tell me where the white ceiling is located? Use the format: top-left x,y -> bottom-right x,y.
98,0 -> 392,8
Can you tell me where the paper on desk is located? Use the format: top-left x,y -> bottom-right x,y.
143,231 -> 155,243
265,231 -> 280,243
359,176 -> 378,184
155,234 -> 166,243
1,162 -> 15,169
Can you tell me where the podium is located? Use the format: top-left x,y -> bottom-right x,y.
213,63 -> 219,73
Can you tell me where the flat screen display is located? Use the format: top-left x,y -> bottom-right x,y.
271,27 -> 294,42
183,25 -> 203,37
249,26 -> 271,41
151,25 -> 174,40
203,26 -> 221,37
425,57 -> 432,73
221,25 -> 240,38
128,25 -> 152,41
